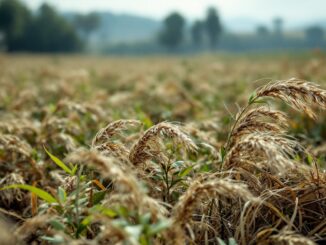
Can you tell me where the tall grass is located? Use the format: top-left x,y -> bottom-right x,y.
0,55 -> 325,244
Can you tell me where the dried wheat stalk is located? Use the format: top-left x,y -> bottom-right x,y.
256,78 -> 326,119
129,122 -> 197,165
225,133 -> 302,173
172,177 -> 259,225
91,119 -> 141,147
230,106 -> 288,146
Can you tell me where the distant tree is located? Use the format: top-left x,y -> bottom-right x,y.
0,0 -> 31,51
159,12 -> 185,50
204,7 -> 222,49
273,17 -> 283,37
191,20 -> 204,46
73,12 -> 100,39
0,1 -> 81,52
305,26 -> 324,46
25,3 -> 81,52
256,25 -> 269,37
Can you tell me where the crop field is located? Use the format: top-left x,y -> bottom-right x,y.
0,53 -> 326,244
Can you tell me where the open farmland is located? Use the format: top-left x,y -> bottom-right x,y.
0,53 -> 326,244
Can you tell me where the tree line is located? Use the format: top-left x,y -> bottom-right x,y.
0,0 -> 222,53
0,0 -> 99,52
159,7 -> 222,50
158,9 -> 325,52
0,0 -> 324,53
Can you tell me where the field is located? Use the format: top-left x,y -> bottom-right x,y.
0,53 -> 326,244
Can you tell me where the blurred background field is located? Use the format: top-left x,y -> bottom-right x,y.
1,52 -> 326,164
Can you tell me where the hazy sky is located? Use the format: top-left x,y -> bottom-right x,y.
23,0 -> 326,23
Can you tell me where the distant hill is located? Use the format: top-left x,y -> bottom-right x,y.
97,12 -> 161,43
225,17 -> 326,33
225,17 -> 263,33
64,11 -> 161,44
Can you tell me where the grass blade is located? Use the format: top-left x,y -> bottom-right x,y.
44,147 -> 73,175
1,184 -> 58,204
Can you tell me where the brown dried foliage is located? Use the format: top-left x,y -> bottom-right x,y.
0,55 -> 326,245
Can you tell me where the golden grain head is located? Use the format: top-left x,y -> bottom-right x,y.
66,149 -> 145,201
129,122 -> 197,165
0,173 -> 25,207
231,106 -> 288,145
256,78 -> 326,119
231,110 -> 286,146
91,119 -> 141,147
173,178 -> 259,225
0,134 -> 33,162
225,132 -> 302,173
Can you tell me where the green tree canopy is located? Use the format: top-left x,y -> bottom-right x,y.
191,20 -> 204,46
73,12 -> 100,38
0,1 -> 81,52
25,3 -> 81,52
159,12 -> 185,50
256,25 -> 269,37
204,7 -> 222,49
0,0 -> 31,51
305,26 -> 324,46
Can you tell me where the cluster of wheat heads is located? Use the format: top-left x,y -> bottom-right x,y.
0,78 -> 325,245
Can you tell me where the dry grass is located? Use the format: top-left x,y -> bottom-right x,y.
129,122 -> 197,165
0,54 -> 326,244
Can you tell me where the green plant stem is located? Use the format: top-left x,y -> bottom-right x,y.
222,96 -> 258,170
75,165 -> 84,238
224,96 -> 258,151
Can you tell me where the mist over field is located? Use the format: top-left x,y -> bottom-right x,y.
1,0 -> 326,54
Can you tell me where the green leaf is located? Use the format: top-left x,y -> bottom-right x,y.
92,190 -> 106,205
248,92 -> 256,104
140,213 -> 151,225
93,205 -> 118,218
102,208 -> 118,218
112,218 -> 129,227
171,161 -> 184,169
49,219 -> 65,231
142,116 -> 153,129
135,106 -> 153,129
41,235 -> 64,244
200,163 -> 211,172
71,164 -> 78,175
171,178 -> 183,186
252,99 -> 267,104
228,238 -> 238,245
57,187 -> 66,204
307,153 -> 314,165
90,205 -> 118,218
125,225 -> 143,240
217,238 -> 227,245
117,206 -> 129,218
140,235 -> 149,245
76,215 -> 93,236
76,197 -> 88,205
0,184 -> 58,203
178,166 -> 193,178
220,147 -> 226,162
44,147 -> 73,175
148,219 -> 172,235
